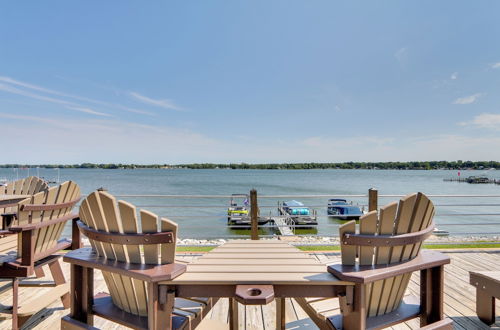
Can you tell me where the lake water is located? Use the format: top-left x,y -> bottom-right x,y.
2,168 -> 500,238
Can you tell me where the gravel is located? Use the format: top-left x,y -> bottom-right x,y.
176,234 -> 500,246
81,235 -> 500,248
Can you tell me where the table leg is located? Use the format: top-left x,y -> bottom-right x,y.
276,298 -> 285,330
476,288 -> 495,325
148,282 -> 172,330
229,298 -> 239,330
420,266 -> 444,326
70,264 -> 94,326
342,283 -> 366,329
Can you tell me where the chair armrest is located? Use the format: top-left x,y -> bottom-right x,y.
0,229 -> 16,236
328,250 -> 450,284
9,213 -> 78,232
20,196 -> 81,211
64,247 -> 186,282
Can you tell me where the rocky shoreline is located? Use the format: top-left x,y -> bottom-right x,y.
177,234 -> 500,246
80,235 -> 500,247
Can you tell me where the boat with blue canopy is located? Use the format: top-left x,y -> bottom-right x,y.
327,198 -> 364,220
279,200 -> 318,227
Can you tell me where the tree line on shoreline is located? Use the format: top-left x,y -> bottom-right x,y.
0,161 -> 498,170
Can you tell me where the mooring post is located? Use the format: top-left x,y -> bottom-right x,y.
250,189 -> 259,240
368,188 -> 378,212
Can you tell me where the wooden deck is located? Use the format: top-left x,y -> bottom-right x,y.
1,249 -> 500,329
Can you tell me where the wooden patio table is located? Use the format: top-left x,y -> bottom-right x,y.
163,240 -> 353,329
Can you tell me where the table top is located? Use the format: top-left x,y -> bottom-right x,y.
0,194 -> 30,206
167,240 -> 351,286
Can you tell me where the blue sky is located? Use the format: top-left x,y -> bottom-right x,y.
1,1 -> 500,164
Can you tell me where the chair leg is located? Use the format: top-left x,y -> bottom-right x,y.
476,288 -> 495,325
34,266 -> 45,278
17,315 -> 31,329
49,259 -> 70,308
12,278 -> 19,330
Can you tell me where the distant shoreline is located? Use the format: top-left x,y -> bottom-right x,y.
0,161 -> 499,170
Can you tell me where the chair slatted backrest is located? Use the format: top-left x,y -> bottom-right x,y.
79,191 -> 177,316
340,192 -> 434,317
0,177 -> 49,215
16,181 -> 80,257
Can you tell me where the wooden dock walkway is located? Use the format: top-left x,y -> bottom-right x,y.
1,249 -> 500,329
271,216 -> 295,236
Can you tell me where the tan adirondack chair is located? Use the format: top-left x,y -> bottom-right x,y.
0,180 -> 81,329
61,191 -> 217,330
1,176 -> 49,229
295,192 -> 451,329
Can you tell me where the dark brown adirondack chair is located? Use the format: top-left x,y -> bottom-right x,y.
0,180 -> 81,329
295,192 -> 451,329
61,190 -> 217,330
1,176 -> 49,229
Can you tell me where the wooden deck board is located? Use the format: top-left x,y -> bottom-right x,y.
1,249 -> 500,329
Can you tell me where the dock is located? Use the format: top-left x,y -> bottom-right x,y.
3,249 -> 500,329
444,177 -> 500,184
270,216 -> 295,236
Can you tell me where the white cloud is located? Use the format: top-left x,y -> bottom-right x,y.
491,62 -> 500,69
0,83 -> 73,106
129,92 -> 182,111
394,47 -> 407,63
450,72 -> 458,80
2,112 -> 500,163
400,134 -> 500,161
0,76 -> 153,115
0,113 -> 65,126
459,113 -> 500,130
0,83 -> 113,117
453,93 -> 483,105
66,106 -> 112,117
0,114 -> 217,163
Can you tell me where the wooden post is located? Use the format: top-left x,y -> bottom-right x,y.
368,188 -> 378,212
250,189 -> 259,240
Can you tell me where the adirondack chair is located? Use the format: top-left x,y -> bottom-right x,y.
0,180 -> 81,329
1,176 -> 49,229
61,190 -> 217,330
295,192 -> 451,329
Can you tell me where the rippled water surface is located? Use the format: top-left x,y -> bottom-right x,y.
1,168 -> 499,238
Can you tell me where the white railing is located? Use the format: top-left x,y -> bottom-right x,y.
109,190 -> 500,243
